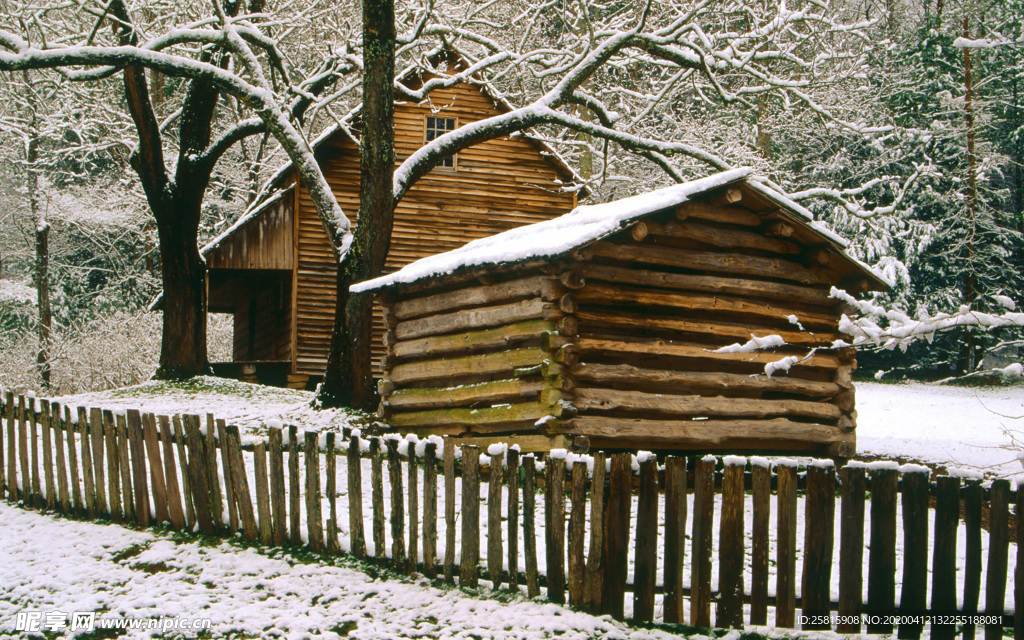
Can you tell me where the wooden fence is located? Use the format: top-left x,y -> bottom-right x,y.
1,391 -> 1021,638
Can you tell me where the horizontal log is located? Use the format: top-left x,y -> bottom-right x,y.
389,347 -> 552,385
577,309 -> 837,347
590,242 -> 833,286
565,416 -> 854,448
391,319 -> 555,361
388,401 -> 557,429
576,283 -> 838,328
391,274 -> 561,320
444,433 -> 571,454
395,298 -> 560,341
571,363 -> 841,398
572,388 -> 841,422
575,338 -> 841,370
385,379 -> 547,410
646,220 -> 801,255
583,263 -> 835,307
676,202 -> 763,226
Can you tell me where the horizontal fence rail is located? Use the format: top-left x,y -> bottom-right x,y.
0,392 -> 1020,637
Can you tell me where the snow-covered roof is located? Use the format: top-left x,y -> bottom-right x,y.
352,169 -> 888,293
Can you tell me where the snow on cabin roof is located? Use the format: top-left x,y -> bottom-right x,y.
351,168 -> 889,294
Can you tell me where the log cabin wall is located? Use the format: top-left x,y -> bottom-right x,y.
292,82 -> 578,379
561,199 -> 857,456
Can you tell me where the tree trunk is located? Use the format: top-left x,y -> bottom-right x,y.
25,72 -> 51,390
317,0 -> 395,410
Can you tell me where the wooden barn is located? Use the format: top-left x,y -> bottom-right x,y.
193,77 -> 582,388
353,169 -> 889,456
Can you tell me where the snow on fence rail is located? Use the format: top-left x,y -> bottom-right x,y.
0,390 -> 1020,637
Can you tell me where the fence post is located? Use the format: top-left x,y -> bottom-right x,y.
268,426 -> 287,546
633,454 -> 659,623
51,403 -> 70,512
158,416 -> 186,530
602,452 -> 632,620
838,464 -> 867,633
370,437 -> 385,559
305,431 -> 324,552
204,415 -> 224,531
775,459 -> 798,628
718,457 -> 746,629
347,434 -> 366,559
288,426 -> 301,546
18,397 -> 30,504
423,441 -> 437,577
386,439 -> 405,567
460,445 -> 480,588
171,415 -> 193,530
227,425 -> 258,541
254,441 -> 273,545
65,405 -> 83,514
663,456 -> 686,624
325,432 -> 339,554
42,403 -> 56,511
115,412 -> 134,522
1015,484 -> 1024,640
749,458 -> 771,626
1,391 -> 8,500
217,419 -> 238,533
985,480 -> 1010,640
583,452 -> 606,613
408,443 -> 419,573
963,479 -> 983,640
930,475 -> 960,640
182,414 -> 213,534
487,449 -> 504,590
568,458 -> 586,607
899,467 -> 930,640
867,466 -> 898,634
506,447 -> 521,592
546,453 -> 567,604
78,406 -> 95,518
141,413 -> 168,524
689,455 -> 715,628
443,439 -> 456,583
89,408 -> 106,515
522,454 -> 539,597
801,461 -> 835,630
6,392 -> 18,502
29,400 -> 41,507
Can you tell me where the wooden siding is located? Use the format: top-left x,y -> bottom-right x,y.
229,272 -> 293,363
293,82 -> 578,376
207,189 -> 295,270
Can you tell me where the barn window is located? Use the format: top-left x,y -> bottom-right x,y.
425,116 -> 457,169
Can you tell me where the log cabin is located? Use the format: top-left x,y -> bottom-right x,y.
353,168 -> 890,456
195,78 -> 582,388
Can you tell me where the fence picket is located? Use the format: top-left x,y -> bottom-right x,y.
227,425 -> 258,541
89,408 -> 106,515
347,434 -> 366,559
523,455 -> 539,598
254,441 -> 273,545
690,456 -> 715,628
506,448 -> 520,591
583,452 -> 606,613
443,439 -> 456,583
78,406 -> 95,518
1015,484 -> 1024,640
268,426 -> 287,546
289,426 -> 301,546
663,456 -> 686,624
460,445 -> 481,588
171,415 -> 192,530
29,400 -> 41,507
217,419 -> 238,533
750,461 -> 770,626
867,467 -> 898,634
775,461 -> 798,628
718,459 -> 746,629
52,403 -> 70,512
2,392 -> 10,500
65,405 -> 83,514
899,468 -> 930,640
962,480 -> 983,640
838,465 -> 866,633
141,413 -> 168,524
18,397 -> 29,504
602,452 -> 632,621
423,442 -> 437,578
408,446 -> 419,573
633,455 -> 658,623
387,439 -> 405,567
126,410 -> 149,526
305,431 -> 324,552
158,416 -> 186,529
42,403 -> 55,510
546,455 -> 566,604
325,432 -> 339,554
931,476 -> 960,640
182,414 -> 214,534
985,480 -> 1010,640
115,412 -> 134,522
488,450 -> 504,589
205,415 -> 224,531
568,460 -> 586,607
370,437 -> 385,559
